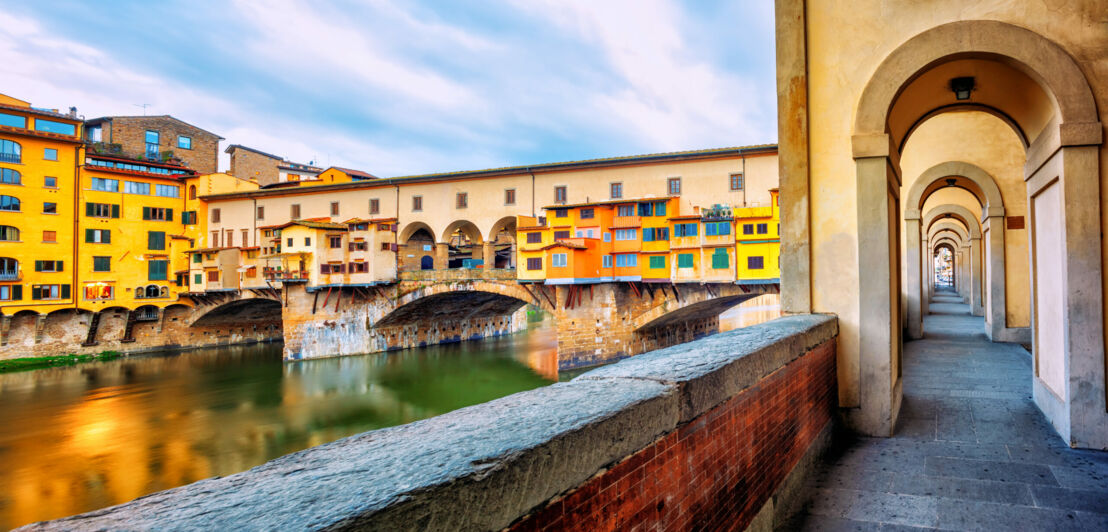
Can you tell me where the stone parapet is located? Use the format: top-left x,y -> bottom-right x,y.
21,314 -> 837,531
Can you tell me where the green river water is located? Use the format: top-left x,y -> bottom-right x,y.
0,295 -> 779,529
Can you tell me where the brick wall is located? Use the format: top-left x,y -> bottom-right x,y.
101,116 -> 220,173
229,148 -> 281,185
510,337 -> 837,531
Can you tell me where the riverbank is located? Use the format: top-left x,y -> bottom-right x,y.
0,351 -> 122,373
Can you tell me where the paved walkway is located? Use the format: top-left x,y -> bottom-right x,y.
783,289 -> 1108,531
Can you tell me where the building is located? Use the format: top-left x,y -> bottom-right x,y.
0,94 -> 84,314
226,144 -> 323,186
255,218 -> 396,289
734,188 -> 780,284
84,115 -> 223,174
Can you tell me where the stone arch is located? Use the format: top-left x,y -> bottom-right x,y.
928,222 -> 968,243
905,161 -> 1003,218
488,216 -> 518,243
190,297 -> 282,327
848,19 -> 1104,441
389,281 -> 549,314
441,220 -> 484,245
923,204 -> 980,239
399,222 -> 436,244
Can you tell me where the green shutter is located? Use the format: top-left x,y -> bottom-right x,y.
56,261 -> 63,272
85,202 -> 93,216
12,284 -> 21,300
103,230 -> 110,244
712,248 -> 729,269
678,253 -> 694,268
649,255 -> 666,269
85,229 -> 93,243
166,209 -> 173,222
34,260 -> 42,272
111,204 -> 120,218
142,206 -> 151,220
194,273 -> 202,284
60,284 -> 69,299
31,286 -> 40,300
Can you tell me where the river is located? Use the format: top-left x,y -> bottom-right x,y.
0,294 -> 779,528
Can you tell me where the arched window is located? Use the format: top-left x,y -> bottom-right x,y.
145,285 -> 160,298
0,257 -> 17,278
0,226 -> 19,241
0,168 -> 20,185
134,285 -> 144,298
0,140 -> 20,164
189,185 -> 197,199
159,286 -> 169,298
0,196 -> 19,211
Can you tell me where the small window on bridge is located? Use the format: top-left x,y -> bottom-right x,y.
526,258 -> 542,270
757,223 -> 768,234
580,208 -> 594,219
743,224 -> 754,235
526,233 -> 541,244
554,186 -> 567,204
748,256 -> 765,270
552,253 -> 567,267
554,230 -> 570,239
554,208 -> 568,218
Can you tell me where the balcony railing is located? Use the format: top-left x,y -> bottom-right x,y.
0,270 -> 20,281
0,153 -> 20,164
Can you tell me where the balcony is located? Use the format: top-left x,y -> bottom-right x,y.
0,270 -> 20,281
611,215 -> 641,229
0,153 -> 19,164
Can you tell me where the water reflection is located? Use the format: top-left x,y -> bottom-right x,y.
0,295 -> 780,528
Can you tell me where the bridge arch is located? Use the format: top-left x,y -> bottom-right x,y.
190,296 -> 282,327
441,219 -> 484,245
847,19 -> 1104,441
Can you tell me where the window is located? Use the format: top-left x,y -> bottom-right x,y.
44,176 -> 56,188
143,207 -> 173,221
667,177 -> 681,195
575,228 -> 596,238
730,173 -> 744,191
329,236 -> 342,249
642,227 -> 669,241
35,119 -> 75,136
211,208 -> 221,223
31,284 -> 69,300
42,230 -> 55,243
0,284 -> 22,301
304,237 -> 311,246
0,196 -> 19,211
84,284 -> 113,300
0,140 -> 20,163
757,223 -> 768,234
654,202 -> 667,216
182,211 -> 197,225
603,232 -> 611,242
617,205 -> 634,217
451,192 -> 465,209
678,253 -> 694,268
291,204 -> 301,219
554,208 -> 568,218
615,254 -> 637,267
34,260 -> 63,272
412,196 -> 422,212
526,232 -> 541,244
124,181 -> 150,195
148,260 -> 168,281
743,224 -> 754,235
615,229 -> 637,241
649,255 -> 666,269
192,253 -> 201,264
242,229 -> 249,246
526,257 -> 542,270
225,229 -> 233,246
748,256 -> 765,270
85,229 -> 110,243
580,208 -> 594,219
287,237 -> 293,247
207,270 -> 219,282
705,222 -> 731,236
194,273 -> 203,285
554,186 -> 567,204
552,253 -> 567,267
91,177 -> 119,192
0,225 -> 19,241
145,130 -> 159,157
603,255 -> 612,268
610,182 -> 622,199
674,223 -> 698,237
0,113 -> 25,129
93,256 -> 110,272
638,202 -> 653,217
350,262 -> 368,273
711,248 -> 730,269
42,202 -> 56,214
155,184 -> 180,197
43,148 -> 57,161
148,231 -> 166,250
504,189 -> 515,205
369,198 -> 380,214
178,136 -> 192,149
553,230 -> 570,239
189,185 -> 197,199
331,201 -> 340,216
0,168 -> 21,185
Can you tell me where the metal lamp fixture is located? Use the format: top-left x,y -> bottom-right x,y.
950,77 -> 975,100
945,178 -> 957,187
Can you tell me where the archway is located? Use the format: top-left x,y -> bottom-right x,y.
398,222 -> 437,272
921,203 -> 985,321
850,20 -> 1105,445
440,220 -> 483,269
488,216 -> 518,269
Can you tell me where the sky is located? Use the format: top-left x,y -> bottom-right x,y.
0,0 -> 777,177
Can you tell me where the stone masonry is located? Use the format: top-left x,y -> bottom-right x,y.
227,144 -> 282,185
88,115 -> 221,173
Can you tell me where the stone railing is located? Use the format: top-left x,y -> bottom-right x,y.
22,314 -> 838,531
399,267 -> 518,282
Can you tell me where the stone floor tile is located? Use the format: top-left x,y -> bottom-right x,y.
782,514 -> 885,531
934,498 -> 1087,532
1048,464 -> 1108,491
1030,484 -> 1108,513
924,456 -> 1058,485
887,473 -> 1034,505
895,417 -> 936,441
842,492 -> 939,529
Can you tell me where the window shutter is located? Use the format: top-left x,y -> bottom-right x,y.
57,261 -> 63,272
111,204 -> 120,218
320,264 -> 328,274
85,229 -> 93,242
143,206 -> 151,220
148,232 -> 155,249
85,202 -> 93,216
60,284 -> 70,299
390,243 -> 398,252
34,260 -> 42,272
166,209 -> 173,221
12,285 -> 21,300
31,286 -> 40,300
104,230 -> 110,244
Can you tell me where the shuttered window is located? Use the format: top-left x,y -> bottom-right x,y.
148,260 -> 168,281
148,231 -> 166,250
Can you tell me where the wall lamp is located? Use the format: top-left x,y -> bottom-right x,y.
950,77 -> 975,100
945,178 -> 957,187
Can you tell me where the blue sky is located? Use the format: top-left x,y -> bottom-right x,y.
0,0 -> 776,176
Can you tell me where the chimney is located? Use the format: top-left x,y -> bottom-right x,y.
68,106 -> 77,118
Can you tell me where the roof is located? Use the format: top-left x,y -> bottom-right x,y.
326,166 -> 378,179
188,247 -> 238,254
0,101 -> 81,122
272,219 -> 349,231
225,144 -> 283,160
85,115 -> 225,140
278,163 -> 322,173
199,144 -> 777,202
543,196 -> 668,210
539,239 -> 589,250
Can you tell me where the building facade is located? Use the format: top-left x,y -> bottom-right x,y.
84,115 -> 223,174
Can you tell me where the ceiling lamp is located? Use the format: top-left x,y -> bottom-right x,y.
950,77 -> 975,100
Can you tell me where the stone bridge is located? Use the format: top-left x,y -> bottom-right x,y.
187,269 -> 778,370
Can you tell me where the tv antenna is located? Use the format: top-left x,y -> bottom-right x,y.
133,103 -> 150,115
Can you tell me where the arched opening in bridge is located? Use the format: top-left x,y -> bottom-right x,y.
849,20 -> 1104,443
397,223 -> 436,272
190,298 -> 283,329
441,220 -> 483,269
373,287 -> 536,353
488,216 -> 517,269
933,246 -> 953,289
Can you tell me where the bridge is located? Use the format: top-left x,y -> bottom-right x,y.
186,268 -> 777,369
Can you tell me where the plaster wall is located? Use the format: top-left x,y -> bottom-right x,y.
1033,181 -> 1066,397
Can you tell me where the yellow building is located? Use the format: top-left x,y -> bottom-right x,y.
734,189 -> 780,284
257,218 -> 397,289
0,94 -> 84,314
